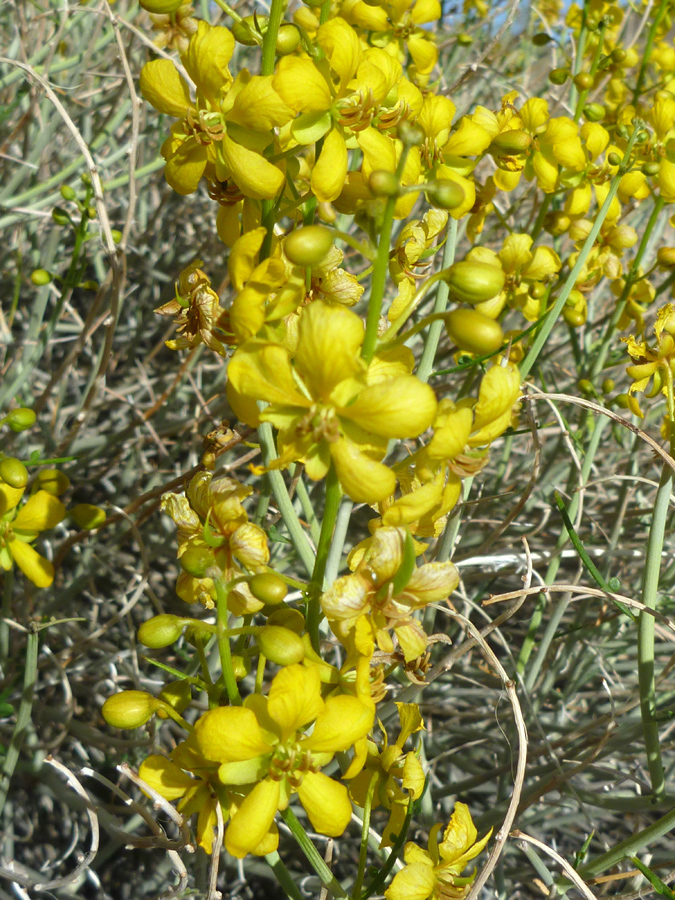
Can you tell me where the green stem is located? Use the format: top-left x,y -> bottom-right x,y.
0,569 -> 14,665
417,217 -> 458,383
214,578 -> 242,705
0,625 -> 38,817
519,125 -> 641,381
359,796 -> 415,900
352,773 -> 379,900
266,851 -> 305,900
261,0 -> 284,76
632,0 -> 669,105
307,464 -> 341,652
280,807 -> 348,900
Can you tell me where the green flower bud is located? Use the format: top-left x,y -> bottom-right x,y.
456,32 -> 473,46
111,230 -> 122,245
37,468 -> 70,496
641,161 -> 661,176
52,207 -> 71,226
368,170 -> 401,197
657,247 -> 675,269
607,151 -> 622,166
611,48 -> 627,64
257,625 -> 306,666
615,124 -> 630,140
249,572 -> 287,605
231,654 -> 251,680
81,173 -> 92,186
548,67 -> 569,85
543,210 -> 571,236
284,225 -> 333,267
266,607 -> 305,634
140,0 -> 183,11
601,378 -> 615,394
615,393 -> 631,409
490,130 -> 532,153
443,309 -> 504,356
276,24 -> 300,54
532,32 -> 552,45
398,122 -> 425,146
157,680 -> 192,717
425,179 -> 466,210
102,691 -> 159,729
30,269 -> 52,286
0,458 -> 28,488
179,540 -> 217,578
232,14 -> 268,44
573,72 -> 595,91
138,615 -> 187,649
60,185 -> 76,201
529,283 -> 546,299
71,503 -> 106,530
583,103 -> 606,122
442,260 -> 506,305
86,205 -> 97,219
578,379 -> 594,395
6,408 -> 36,433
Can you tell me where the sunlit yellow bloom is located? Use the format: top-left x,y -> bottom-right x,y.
322,526 -> 458,661
154,260 -> 229,354
0,484 -> 65,587
226,300 -> 437,504
385,802 -> 491,900
192,664 -> 374,857
623,303 -> 675,418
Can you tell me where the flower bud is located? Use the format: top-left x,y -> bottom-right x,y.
442,260 -> 505,305
102,691 -> 159,729
529,283 -> 546,299
6,408 -> 36,432
71,503 -> 106,530
138,615 -> 187,649
602,379 -> 615,394
249,572 -> 287,605
456,32 -> 473,46
0,458 -> 28,488
642,161 -> 661,176
583,103 -> 606,122
111,230 -> 122,245
611,48 -> 626,64
157,680 -> 192,717
179,540 -> 217,578
607,151 -> 622,166
231,14 -> 268,44
52,207 -> 71,226
532,32 -> 552,45
257,625 -> 306,666
425,180 -> 466,210
549,67 -> 569,85
490,131 -> 532,154
578,379 -> 594,395
368,170 -> 401,197
573,72 -> 595,91
658,247 -> 675,269
276,24 -> 300,54
615,393 -> 630,409
139,0 -> 184,12
284,225 -> 333,267
60,185 -> 76,201
543,211 -> 571,236
231,654 -> 251,680
443,309 -> 504,356
266,607 -> 305,634
30,269 -> 52,286
398,122 -> 425,146
37,469 -> 70,495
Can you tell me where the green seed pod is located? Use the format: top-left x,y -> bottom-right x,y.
71,503 -> 106,530
548,67 -> 569,85
249,572 -> 288,606
276,24 -> 300,54
179,540 -> 216,578
442,260 -> 506,305
157,680 -> 192,717
139,0 -> 184,13
490,130 -> 532,154
37,469 -> 70,495
443,309 -> 504,356
369,170 -> 401,197
60,185 -> 76,201
102,691 -> 159,729
6,408 -> 36,433
138,615 -> 187,649
583,103 -> 606,122
266,607 -> 305,634
425,179 -> 466,210
0,458 -> 28,488
573,72 -> 595,91
30,269 -> 52,286
257,625 -> 306,666
601,378 -> 615,394
284,225 -> 334,267
231,14 -> 268,44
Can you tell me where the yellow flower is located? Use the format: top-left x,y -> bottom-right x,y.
321,526 -> 459,661
0,484 -> 65,587
139,21 -> 291,197
385,802 -> 491,900
623,304 -> 675,418
192,664 -> 374,857
349,702 -> 426,846
226,300 -> 437,504
154,260 -> 229,354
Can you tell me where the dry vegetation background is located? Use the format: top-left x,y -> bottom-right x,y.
2,0 -> 675,898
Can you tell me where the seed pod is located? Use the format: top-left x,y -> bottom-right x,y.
102,691 -> 159,729
257,625 -> 306,665
71,503 -> 106,530
425,180 -> 466,210
456,32 -> 473,46
6,408 -> 36,433
284,225 -> 334,267
30,269 -> 52,286
157,680 -> 192,717
490,131 -> 532,154
442,260 -> 505,305
0,458 -> 28,488
267,607 -> 305,634
369,170 -> 401,197
249,572 -> 287,605
138,615 -> 187,649
37,469 -> 70,495
443,309 -> 504,356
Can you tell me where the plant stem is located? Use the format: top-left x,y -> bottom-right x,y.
261,0 -> 284,76
352,773 -> 379,900
266,851 -> 305,900
417,217 -> 458,383
214,578 -> 242,705
0,625 -> 38,817
281,807 -> 348,899
307,463 -> 341,652
632,0 -> 669,105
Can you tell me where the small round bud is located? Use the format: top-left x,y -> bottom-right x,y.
564,309 -> 586,327
583,103 -> 606,122
6,408 -> 36,432
578,379 -> 594,395
543,210 -> 571,236
138,615 -> 187,649
601,378 -> 615,394
284,225 -> 334,267
641,161 -> 661,176
60,185 -> 76,201
140,0 -> 184,12
528,283 -> 546,300
157,680 -> 192,717
266,607 -> 305,634
52,207 -> 71,226
425,179 -> 466,210
616,124 -> 630,140
398,122 -> 425,146
71,503 -> 106,530
249,572 -> 287,605
257,625 -> 306,666
549,67 -> 569,85
368,170 -> 401,197
611,48 -> 627,64
655,89 -> 675,103
0,458 -> 28,488
573,72 -> 595,91
615,392 -> 630,409
658,247 -> 675,269
532,32 -> 552,45
30,269 -> 52,286
81,280 -> 99,291
276,23 -> 300,54
81,173 -> 92,186
111,230 -> 122,244
86,205 -> 97,219
37,468 -> 70,495
232,14 -> 268,44
231,654 -> 251,680
443,309 -> 504,356
490,130 -> 532,154
636,130 -> 650,144
442,260 -> 506,305
179,541 -> 216,578
102,691 -> 159,729
607,151 -> 622,166
456,32 -> 473,46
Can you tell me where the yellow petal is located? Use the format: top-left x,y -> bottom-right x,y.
194,706 -> 272,762
227,340 -> 308,409
139,60 -> 192,118
165,136 -> 208,195
344,376 -> 437,439
182,21 -> 234,105
273,56 -> 332,113
405,561 -> 459,604
303,694 -> 374,753
9,539 -> 54,588
384,860 -> 436,900
427,406 -> 473,459
330,438 -> 396,504
228,227 -> 267,291
228,75 -> 293,131
225,778 -> 280,858
470,364 -> 521,440
138,755 -> 195,800
0,483 -> 24,517
444,118 -> 491,157
407,33 -> 437,75
267,664 -> 324,739
311,126 -> 349,204
220,133 -> 285,200
297,771 -> 352,836
317,17 -> 362,91
13,490 -> 65,531
295,300 -> 365,399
